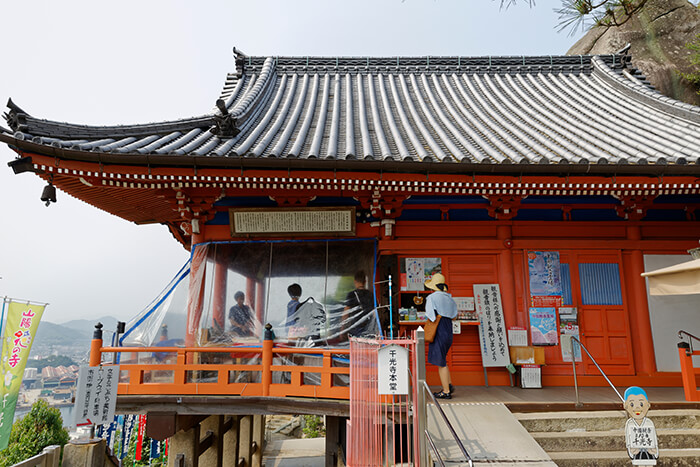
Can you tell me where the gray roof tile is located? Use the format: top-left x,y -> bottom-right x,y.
4,54 -> 700,167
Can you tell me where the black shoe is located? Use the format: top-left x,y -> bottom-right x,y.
449,384 -> 455,394
433,390 -> 452,399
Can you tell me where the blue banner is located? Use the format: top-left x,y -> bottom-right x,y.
150,438 -> 162,459
120,414 -> 136,459
105,416 -> 118,452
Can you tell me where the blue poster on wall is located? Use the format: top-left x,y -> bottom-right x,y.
527,251 -> 563,307
529,307 -> 558,345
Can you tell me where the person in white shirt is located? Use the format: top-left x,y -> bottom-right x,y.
424,273 -> 458,399
624,386 -> 658,465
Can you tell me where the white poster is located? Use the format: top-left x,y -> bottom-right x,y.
473,284 -> 510,367
405,258 -> 425,291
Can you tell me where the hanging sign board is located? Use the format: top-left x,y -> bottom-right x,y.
73,365 -> 120,427
230,207 -> 355,236
377,344 -> 409,395
473,284 -> 510,367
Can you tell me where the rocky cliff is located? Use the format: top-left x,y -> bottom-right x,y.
568,0 -> 700,105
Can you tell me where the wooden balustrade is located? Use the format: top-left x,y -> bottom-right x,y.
92,342 -> 351,400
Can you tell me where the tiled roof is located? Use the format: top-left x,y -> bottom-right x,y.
4,53 -> 700,167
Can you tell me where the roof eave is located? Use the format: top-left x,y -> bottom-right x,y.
1,133 -> 696,177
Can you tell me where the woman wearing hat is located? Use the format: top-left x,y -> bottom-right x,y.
424,272 -> 458,399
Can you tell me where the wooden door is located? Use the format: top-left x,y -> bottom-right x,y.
572,252 -> 634,376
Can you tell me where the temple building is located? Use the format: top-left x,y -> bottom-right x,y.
2,50 -> 699,393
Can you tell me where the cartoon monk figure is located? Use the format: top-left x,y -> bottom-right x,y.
624,386 -> 658,465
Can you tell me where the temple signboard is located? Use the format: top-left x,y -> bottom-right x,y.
230,207 -> 355,236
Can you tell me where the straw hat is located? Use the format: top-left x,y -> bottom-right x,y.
424,273 -> 446,291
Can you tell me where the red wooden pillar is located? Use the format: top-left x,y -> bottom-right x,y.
246,277 -> 256,315
497,224 -> 518,328
255,280 -> 266,326
624,225 -> 656,375
185,231 -> 206,350
212,255 -> 228,332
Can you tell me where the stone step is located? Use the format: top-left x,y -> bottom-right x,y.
516,409 -> 700,433
548,448 -> 700,467
532,428 -> 700,452
266,415 -> 301,436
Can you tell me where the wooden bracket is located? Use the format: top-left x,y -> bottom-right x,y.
485,195 -> 523,220
614,195 -> 655,220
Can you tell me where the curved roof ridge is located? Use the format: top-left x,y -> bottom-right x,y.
591,56 -> 700,125
4,97 -> 215,140
241,54 -> 620,72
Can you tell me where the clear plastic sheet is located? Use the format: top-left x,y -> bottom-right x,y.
119,240 -> 381,354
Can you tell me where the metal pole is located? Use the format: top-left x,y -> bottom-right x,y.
0,297 -> 6,342
571,349 -> 581,408
415,327 -> 428,467
388,274 -> 393,339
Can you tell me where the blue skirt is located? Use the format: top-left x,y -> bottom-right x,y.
427,316 -> 453,367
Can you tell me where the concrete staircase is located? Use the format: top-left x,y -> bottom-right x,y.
516,409 -> 700,466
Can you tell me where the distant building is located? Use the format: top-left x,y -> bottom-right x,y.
41,366 -> 78,389
59,375 -> 77,388
22,368 -> 39,390
52,388 -> 72,401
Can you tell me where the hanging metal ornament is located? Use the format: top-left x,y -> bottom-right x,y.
413,292 -> 424,305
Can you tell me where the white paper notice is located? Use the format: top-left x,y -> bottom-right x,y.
508,327 -> 528,347
473,284 -> 510,367
521,365 -> 542,389
454,297 -> 475,311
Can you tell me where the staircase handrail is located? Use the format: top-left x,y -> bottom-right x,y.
422,380 -> 473,467
678,330 -> 700,353
570,336 -> 624,407
425,429 -> 446,467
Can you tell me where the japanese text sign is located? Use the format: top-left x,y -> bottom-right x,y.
377,345 -> 409,395
473,284 -> 510,367
73,365 -> 120,426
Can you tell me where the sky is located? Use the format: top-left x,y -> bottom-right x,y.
0,0 -> 588,325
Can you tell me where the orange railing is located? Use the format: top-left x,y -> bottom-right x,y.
678,332 -> 700,402
90,326 -> 350,400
